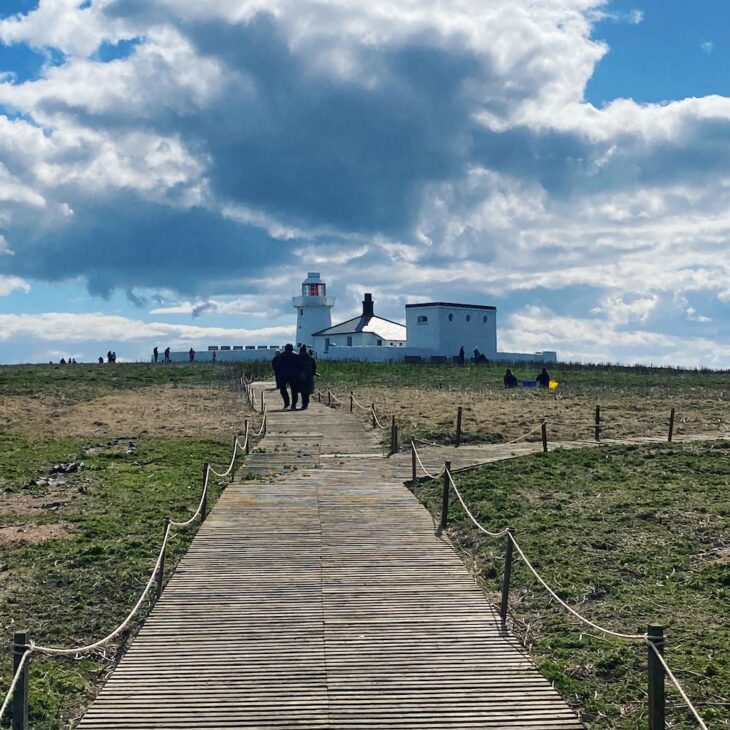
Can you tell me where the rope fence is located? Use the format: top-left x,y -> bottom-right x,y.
0,386 -> 268,729
411,440 -> 711,729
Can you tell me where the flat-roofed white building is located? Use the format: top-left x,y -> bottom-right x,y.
405,302 -> 497,359
312,293 -> 406,356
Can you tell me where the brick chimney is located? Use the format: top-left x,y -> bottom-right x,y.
362,293 -> 374,317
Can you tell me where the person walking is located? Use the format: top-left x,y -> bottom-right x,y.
298,345 -> 316,410
189,347 -> 195,363
277,343 -> 300,410
272,350 -> 283,390
153,346 -> 158,363
164,346 -> 170,363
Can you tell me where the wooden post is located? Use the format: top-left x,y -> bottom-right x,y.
668,408 -> 675,443
436,462 -> 451,535
541,420 -> 548,453
230,435 -> 236,482
244,420 -> 250,455
390,416 -> 398,455
371,404 -> 376,428
647,625 -> 665,730
455,406 -> 463,447
328,390 -> 332,406
350,392 -> 354,413
595,405 -> 601,442
260,391 -> 264,413
500,529 -> 515,627
318,391 -> 322,403
12,631 -> 29,730
201,462 -> 208,522
157,519 -> 169,599
411,440 -> 417,487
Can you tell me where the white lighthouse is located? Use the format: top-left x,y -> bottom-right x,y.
293,272 -> 335,347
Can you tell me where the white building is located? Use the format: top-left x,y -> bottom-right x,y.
293,272 -> 334,348
311,293 -> 407,356
405,302 -> 497,359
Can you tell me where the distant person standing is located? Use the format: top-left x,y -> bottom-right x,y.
458,346 -> 465,364
98,356 -> 104,364
189,347 -> 195,363
298,345 -> 316,410
107,350 -> 113,363
503,369 -> 518,388
277,343 -> 300,410
536,367 -> 550,388
153,346 -> 159,363
473,347 -> 481,363
164,346 -> 171,363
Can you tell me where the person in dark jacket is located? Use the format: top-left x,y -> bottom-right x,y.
536,367 -> 550,388
153,346 -> 158,363
277,343 -> 300,409
298,345 -> 316,410
458,346 -> 465,364
272,351 -> 283,389
503,369 -> 518,388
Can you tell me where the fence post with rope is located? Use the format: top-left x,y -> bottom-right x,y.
455,406 -> 463,447
371,404 -> 376,429
648,625 -> 666,730
390,416 -> 398,455
12,631 -> 29,730
668,409 -> 675,443
499,529 -> 515,627
350,392 -> 354,413
157,518 -> 169,599
244,420 -> 250,454
436,461 -> 451,536
595,405 -> 601,442
201,463 -> 208,522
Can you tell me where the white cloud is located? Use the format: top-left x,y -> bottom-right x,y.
701,41 -> 714,54
0,275 -> 30,296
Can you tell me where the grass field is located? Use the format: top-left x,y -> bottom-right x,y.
0,363 -> 253,728
315,361 -> 730,446
413,441 -> 730,728
1,360 -> 727,727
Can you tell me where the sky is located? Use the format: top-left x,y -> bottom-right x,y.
0,0 -> 729,366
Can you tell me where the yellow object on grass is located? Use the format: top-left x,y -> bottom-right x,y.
548,380 -> 559,389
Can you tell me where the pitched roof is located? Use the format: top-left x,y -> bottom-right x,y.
313,314 -> 407,340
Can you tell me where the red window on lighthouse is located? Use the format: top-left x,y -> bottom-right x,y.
307,283 -> 325,296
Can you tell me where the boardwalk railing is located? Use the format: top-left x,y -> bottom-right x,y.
0,391 -> 268,730
410,440 -> 710,730
321,387 -> 689,447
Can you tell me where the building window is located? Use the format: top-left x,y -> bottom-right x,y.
325,337 -> 330,350
417,315 -> 428,324
299,309 -> 303,316
466,314 -> 471,322
347,336 -> 352,346
377,339 -> 383,346
448,313 -> 453,322
483,315 -> 488,323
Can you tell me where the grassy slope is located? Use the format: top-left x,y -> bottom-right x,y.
0,364 -> 246,728
413,442 -> 730,728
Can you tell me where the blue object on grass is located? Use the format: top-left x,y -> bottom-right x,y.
521,380 -> 536,388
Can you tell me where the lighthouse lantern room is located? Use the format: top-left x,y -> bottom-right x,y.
293,272 -> 335,347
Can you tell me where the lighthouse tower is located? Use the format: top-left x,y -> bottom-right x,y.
293,272 -> 334,347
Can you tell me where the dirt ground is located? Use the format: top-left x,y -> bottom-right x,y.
0,384 -> 253,441
339,385 -> 730,443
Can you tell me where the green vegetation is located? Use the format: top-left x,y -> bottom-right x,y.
0,363 -> 247,728
317,359 -> 730,392
413,442 -> 730,728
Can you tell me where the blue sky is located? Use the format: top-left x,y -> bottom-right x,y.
0,0 -> 729,366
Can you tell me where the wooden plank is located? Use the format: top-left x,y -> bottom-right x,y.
78,382 -> 584,729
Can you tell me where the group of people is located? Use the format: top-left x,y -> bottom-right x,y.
272,344 -> 317,410
503,367 -> 551,388
152,347 -> 172,363
456,346 -> 490,364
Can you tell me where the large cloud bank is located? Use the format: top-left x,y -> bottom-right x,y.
0,0 -> 729,364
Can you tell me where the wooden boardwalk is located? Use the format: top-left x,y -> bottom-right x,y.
79,384 -> 583,729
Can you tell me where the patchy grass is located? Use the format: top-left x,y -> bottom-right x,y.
0,363 -> 252,728
413,441 -> 730,728
314,362 -> 729,446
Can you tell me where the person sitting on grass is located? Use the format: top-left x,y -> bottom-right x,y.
536,367 -> 550,388
503,369 -> 518,388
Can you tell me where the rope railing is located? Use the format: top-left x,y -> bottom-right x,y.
0,406 -> 261,727
413,442 -> 711,729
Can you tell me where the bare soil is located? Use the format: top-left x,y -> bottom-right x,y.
342,386 -> 729,443
0,522 -> 72,545
0,385 -> 250,441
